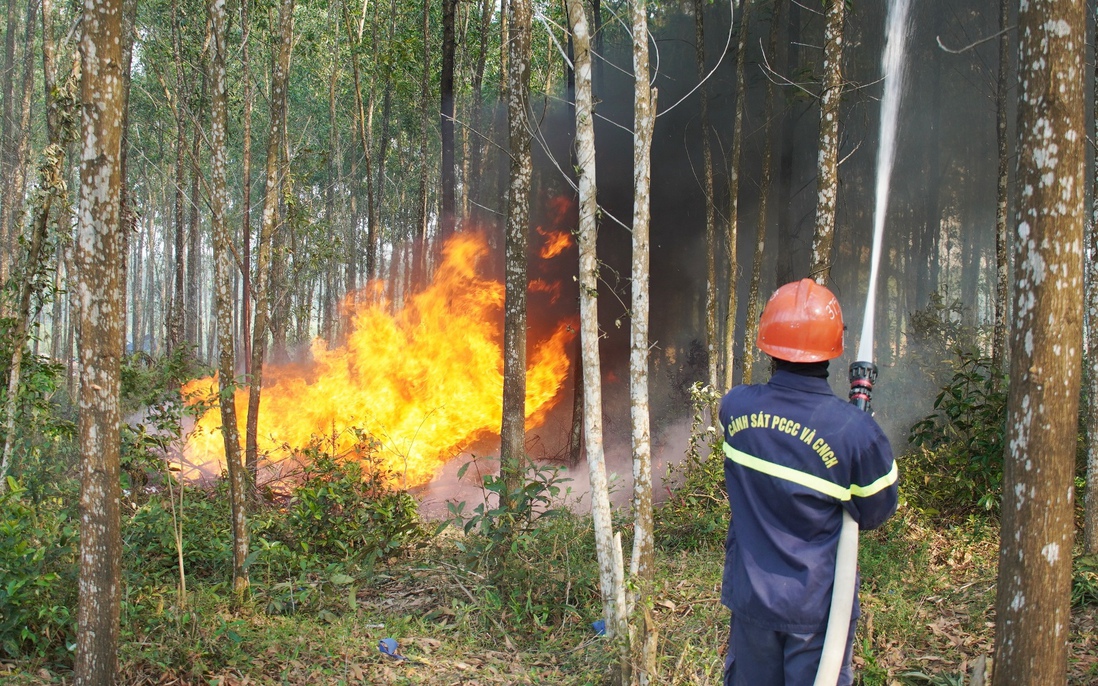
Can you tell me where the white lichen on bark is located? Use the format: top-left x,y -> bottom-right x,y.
993,0 -> 1084,683
565,0 -> 628,650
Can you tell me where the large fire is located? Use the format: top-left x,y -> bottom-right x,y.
181,229 -> 576,488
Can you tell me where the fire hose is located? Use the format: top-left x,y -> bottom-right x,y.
812,361 -> 877,686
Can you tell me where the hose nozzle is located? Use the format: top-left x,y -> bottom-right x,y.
849,361 -> 878,412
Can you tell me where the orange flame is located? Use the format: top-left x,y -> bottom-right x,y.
537,227 -> 574,259
181,231 -> 575,488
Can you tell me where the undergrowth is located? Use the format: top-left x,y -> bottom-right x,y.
6,330 -> 1098,683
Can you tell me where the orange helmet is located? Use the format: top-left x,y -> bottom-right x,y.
756,279 -> 844,362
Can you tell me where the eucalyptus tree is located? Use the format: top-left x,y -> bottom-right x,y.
742,0 -> 784,385
809,0 -> 845,283
247,0 -> 295,483
0,0 -> 41,285
500,0 -> 532,501
695,0 -> 718,393
628,0 -> 656,677
73,0 -> 129,679
993,0 -> 1085,682
722,0 -> 750,389
1088,1 -> 1098,556
207,0 -> 248,606
0,0 -> 78,493
565,0 -> 628,666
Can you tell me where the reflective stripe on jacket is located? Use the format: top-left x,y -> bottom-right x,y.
719,369 -> 898,633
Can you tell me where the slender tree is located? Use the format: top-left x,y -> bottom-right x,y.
565,0 -> 628,659
208,0 -> 248,606
809,0 -> 845,283
500,0 -> 532,499
247,0 -> 295,483
992,0 -> 1010,373
742,0 -> 783,385
411,0 -> 431,290
440,0 -> 457,238
993,0 -> 1085,682
694,0 -> 718,392
73,0 -> 127,679
628,0 -> 656,678
240,0 -> 253,371
0,0 -> 74,492
723,0 -> 750,389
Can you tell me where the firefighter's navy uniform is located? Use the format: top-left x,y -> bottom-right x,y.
719,366 -> 898,686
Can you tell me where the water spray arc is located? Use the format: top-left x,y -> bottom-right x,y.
813,0 -> 911,683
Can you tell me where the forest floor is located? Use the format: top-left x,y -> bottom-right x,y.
2,510 -> 1097,685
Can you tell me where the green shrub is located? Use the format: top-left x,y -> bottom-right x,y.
123,479 -> 234,588
907,352 -> 1007,518
0,477 -> 78,661
442,459 -> 599,631
120,346 -> 203,414
655,382 -> 727,552
1072,553 -> 1098,607
275,448 -> 424,567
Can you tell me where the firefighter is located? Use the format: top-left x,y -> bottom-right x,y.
719,278 -> 898,686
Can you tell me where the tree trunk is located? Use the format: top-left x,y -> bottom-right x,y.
341,0 -> 376,294
324,28 -> 339,341
694,0 -> 718,392
500,0 -> 532,500
628,0 -> 656,679
723,0 -> 750,389
440,0 -> 457,238
1087,0 -> 1098,556
742,0 -> 782,385
412,0 -> 431,291
73,0 -> 127,679
1,0 -> 40,273
774,0 -> 800,288
0,0 -> 74,491
185,79 -> 204,351
809,0 -> 844,284
247,0 -> 294,485
207,0 -> 248,605
0,0 -> 18,282
992,0 -> 1084,682
992,0 -> 1009,374
241,0 -> 253,373
467,0 -> 491,222
565,0 -> 628,653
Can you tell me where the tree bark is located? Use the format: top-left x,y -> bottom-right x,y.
1087,0 -> 1098,556
993,0 -> 1084,682
742,0 -> 782,385
500,0 -> 532,500
809,0 -> 845,284
73,0 -> 127,679
440,0 -> 457,238
0,0 -> 41,276
565,0 -> 628,652
247,0 -> 294,485
774,0 -> 800,288
412,0 -> 431,291
628,0 -> 656,679
0,0 -> 18,282
694,0 -> 718,392
185,76 -> 204,351
723,0 -> 751,389
992,0 -> 1010,374
241,0 -> 253,373
208,0 -> 248,605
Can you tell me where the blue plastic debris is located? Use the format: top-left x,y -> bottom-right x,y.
591,619 -> 606,636
378,638 -> 407,661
